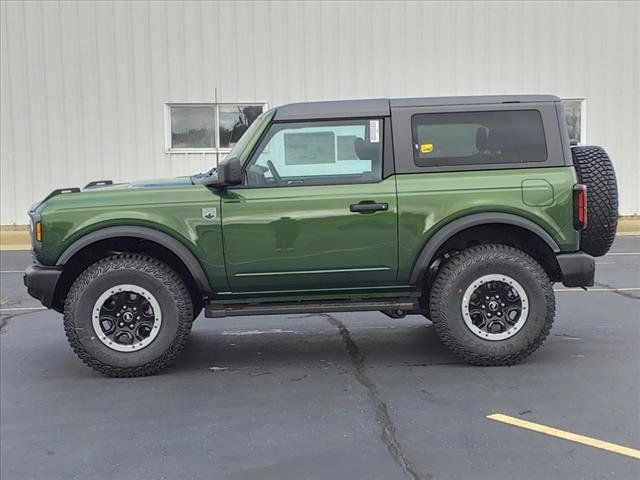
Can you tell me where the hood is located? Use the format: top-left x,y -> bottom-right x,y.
84,176 -> 193,191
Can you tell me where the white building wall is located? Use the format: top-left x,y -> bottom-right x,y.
1,0 -> 639,224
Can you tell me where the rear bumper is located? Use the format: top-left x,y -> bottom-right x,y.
23,264 -> 62,309
556,252 -> 595,287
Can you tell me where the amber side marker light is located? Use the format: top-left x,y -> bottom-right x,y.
35,221 -> 42,242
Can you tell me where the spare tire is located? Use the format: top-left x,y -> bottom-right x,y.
571,146 -> 618,257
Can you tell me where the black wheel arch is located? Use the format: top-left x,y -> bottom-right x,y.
409,213 -> 561,286
52,226 -> 212,312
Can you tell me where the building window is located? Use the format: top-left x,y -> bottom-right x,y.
165,103 -> 266,152
561,99 -> 586,144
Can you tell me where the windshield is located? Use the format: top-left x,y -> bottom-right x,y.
226,108 -> 275,165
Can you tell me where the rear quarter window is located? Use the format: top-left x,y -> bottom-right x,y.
411,110 -> 548,167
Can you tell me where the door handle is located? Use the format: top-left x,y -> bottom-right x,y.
350,201 -> 389,214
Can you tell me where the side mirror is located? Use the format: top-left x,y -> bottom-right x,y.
216,157 -> 242,186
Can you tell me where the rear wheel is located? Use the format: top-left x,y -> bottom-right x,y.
64,254 -> 194,377
429,244 -> 555,365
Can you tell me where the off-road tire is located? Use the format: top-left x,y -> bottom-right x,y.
429,244 -> 555,366
571,145 -> 618,257
64,254 -> 194,377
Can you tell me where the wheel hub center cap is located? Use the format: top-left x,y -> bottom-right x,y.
123,311 -> 134,321
488,300 -> 499,311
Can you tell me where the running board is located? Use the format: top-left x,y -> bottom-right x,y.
205,299 -> 418,318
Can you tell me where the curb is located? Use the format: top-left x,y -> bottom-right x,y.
2,218 -> 639,251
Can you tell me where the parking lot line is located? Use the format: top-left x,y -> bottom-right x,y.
606,252 -> 640,256
0,270 -> 24,273
0,307 -> 46,312
487,413 -> 640,460
554,287 -> 640,292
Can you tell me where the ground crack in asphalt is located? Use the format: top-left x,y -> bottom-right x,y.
323,313 -> 430,480
595,281 -> 640,300
0,311 -> 34,334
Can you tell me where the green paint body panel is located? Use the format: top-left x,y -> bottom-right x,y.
395,167 -> 578,283
36,184 -> 229,290
220,177 -> 398,291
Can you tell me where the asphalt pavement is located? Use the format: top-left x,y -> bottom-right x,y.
1,237 -> 639,480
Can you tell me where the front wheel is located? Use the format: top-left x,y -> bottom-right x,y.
64,254 -> 194,377
429,244 -> 555,366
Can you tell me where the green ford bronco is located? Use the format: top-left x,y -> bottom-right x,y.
24,95 -> 618,377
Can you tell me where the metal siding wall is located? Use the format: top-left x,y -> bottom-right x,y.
1,0 -> 639,224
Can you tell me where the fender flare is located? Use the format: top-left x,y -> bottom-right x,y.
56,226 -> 212,294
409,213 -> 561,284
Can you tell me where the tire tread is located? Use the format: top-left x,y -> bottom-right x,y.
63,253 -> 193,377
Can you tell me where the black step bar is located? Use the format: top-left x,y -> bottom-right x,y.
205,299 -> 418,318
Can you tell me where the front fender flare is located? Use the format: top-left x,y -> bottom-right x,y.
409,212 -> 561,285
56,226 -> 211,294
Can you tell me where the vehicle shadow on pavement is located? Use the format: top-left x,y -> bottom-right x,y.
171,319 -> 461,374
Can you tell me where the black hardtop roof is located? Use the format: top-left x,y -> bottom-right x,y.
273,94 -> 561,121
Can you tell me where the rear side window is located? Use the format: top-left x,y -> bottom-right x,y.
411,110 -> 547,167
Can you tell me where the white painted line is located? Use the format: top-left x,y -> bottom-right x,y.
606,252 -> 640,256
555,287 -> 640,292
221,329 -> 301,336
0,306 -> 46,312
0,270 -> 24,274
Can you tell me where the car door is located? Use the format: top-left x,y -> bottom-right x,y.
220,117 -> 398,292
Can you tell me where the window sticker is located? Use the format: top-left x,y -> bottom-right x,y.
420,143 -> 434,154
369,120 -> 380,143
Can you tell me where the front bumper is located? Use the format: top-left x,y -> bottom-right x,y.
556,252 -> 595,288
23,264 -> 62,309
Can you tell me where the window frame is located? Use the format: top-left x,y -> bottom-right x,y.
391,103 -> 568,175
164,102 -> 268,153
240,117 -> 389,189
561,98 -> 587,145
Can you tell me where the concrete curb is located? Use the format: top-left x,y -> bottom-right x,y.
2,217 -> 639,251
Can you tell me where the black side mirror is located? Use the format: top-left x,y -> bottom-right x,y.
215,157 -> 242,187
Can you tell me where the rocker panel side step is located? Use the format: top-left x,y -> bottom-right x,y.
205,299 -> 418,318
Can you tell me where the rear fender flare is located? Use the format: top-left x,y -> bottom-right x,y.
409,213 -> 560,285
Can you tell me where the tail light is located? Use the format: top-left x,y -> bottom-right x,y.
573,184 -> 587,230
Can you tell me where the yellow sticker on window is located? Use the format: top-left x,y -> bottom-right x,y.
420,143 -> 434,154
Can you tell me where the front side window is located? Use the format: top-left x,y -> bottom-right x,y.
166,103 -> 266,152
245,119 -> 383,187
412,110 -> 548,167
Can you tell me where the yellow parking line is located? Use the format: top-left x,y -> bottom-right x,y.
487,413 -> 640,460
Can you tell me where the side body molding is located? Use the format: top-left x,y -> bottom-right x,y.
409,213 -> 561,284
56,226 -> 212,293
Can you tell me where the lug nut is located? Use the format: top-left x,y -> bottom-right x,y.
129,324 -> 134,328
119,322 -> 124,327
487,313 -> 492,317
